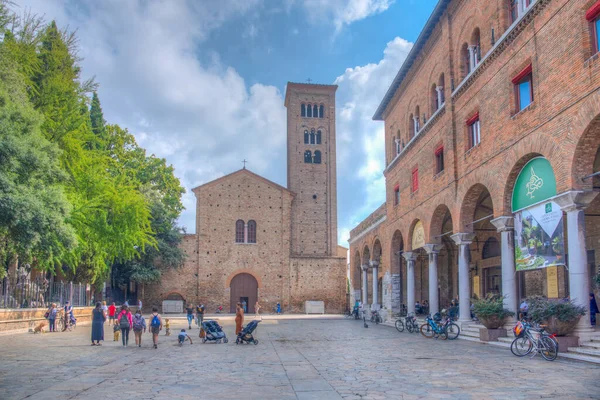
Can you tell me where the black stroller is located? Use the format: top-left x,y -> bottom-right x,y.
236,320 -> 260,345
201,320 -> 228,344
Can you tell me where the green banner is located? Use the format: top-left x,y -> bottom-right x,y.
512,157 -> 557,212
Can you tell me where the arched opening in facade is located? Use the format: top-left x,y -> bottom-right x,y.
362,246 -> 370,304
353,251 -> 361,301
438,73 -> 445,105
409,219 -> 428,315
430,204 -> 457,310
390,230 -> 405,314
431,83 -> 438,113
372,239 -> 383,307
229,273 -> 258,313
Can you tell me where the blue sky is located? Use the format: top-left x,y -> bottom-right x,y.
15,0 -> 437,246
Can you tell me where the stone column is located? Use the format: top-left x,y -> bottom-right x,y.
370,260 -> 379,310
451,233 -> 475,323
491,216 -> 518,323
244,223 -> 248,243
361,264 -> 369,306
412,116 -> 419,136
424,244 -> 442,315
468,46 -> 476,71
555,191 -> 599,333
403,252 -> 417,315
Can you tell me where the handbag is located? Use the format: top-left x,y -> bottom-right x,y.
44,311 -> 49,319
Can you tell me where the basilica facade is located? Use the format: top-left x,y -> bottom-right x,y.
146,83 -> 347,313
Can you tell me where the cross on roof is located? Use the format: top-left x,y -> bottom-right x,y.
242,159 -> 248,169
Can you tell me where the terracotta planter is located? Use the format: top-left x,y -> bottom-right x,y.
478,315 -> 507,329
543,316 -> 581,337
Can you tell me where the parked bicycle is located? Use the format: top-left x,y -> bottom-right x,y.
395,313 -> 419,333
420,314 -> 447,339
370,309 -> 382,324
510,320 -> 558,361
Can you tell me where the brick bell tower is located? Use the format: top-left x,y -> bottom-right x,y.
284,82 -> 338,257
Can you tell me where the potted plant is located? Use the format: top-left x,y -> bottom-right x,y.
552,237 -> 563,261
472,294 -> 515,329
527,296 -> 586,336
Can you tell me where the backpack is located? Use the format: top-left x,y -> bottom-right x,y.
119,313 -> 130,329
133,315 -> 144,331
151,314 -> 160,328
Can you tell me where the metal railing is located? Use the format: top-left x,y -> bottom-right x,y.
0,277 -> 90,309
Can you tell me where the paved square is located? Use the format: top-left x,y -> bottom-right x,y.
1,318 -> 599,399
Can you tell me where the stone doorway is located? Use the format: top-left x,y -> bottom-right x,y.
229,273 -> 258,313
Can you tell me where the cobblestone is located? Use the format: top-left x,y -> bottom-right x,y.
0,318 -> 599,399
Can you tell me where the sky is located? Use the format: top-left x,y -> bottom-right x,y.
12,0 -> 438,247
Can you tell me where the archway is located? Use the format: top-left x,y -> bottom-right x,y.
390,230 -> 404,313
362,246 -> 371,304
372,239 -> 382,308
430,204 -> 456,309
229,273 -> 258,313
409,219 -> 428,315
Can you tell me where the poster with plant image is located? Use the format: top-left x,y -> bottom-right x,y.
514,201 -> 565,271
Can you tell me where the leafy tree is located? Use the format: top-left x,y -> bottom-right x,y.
0,48 -> 76,277
89,91 -> 106,147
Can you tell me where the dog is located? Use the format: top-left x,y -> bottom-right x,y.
33,321 -> 46,334
113,325 -> 120,341
165,319 -> 171,336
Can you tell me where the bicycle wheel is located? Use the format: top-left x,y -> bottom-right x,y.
420,324 -> 434,338
510,336 -> 533,357
539,336 -> 558,361
395,320 -> 404,332
444,322 -> 460,340
375,316 -> 380,325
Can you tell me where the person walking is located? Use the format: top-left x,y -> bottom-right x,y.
235,302 -> 244,335
590,293 -> 599,326
101,301 -> 108,324
117,305 -> 133,347
47,303 -> 58,332
62,301 -> 73,331
137,299 -> 142,312
196,304 -> 205,327
108,302 -> 116,326
132,309 -> 146,347
255,301 -> 261,320
185,305 -> 194,329
91,302 -> 106,346
149,306 -> 162,349
242,300 -> 247,313
276,302 -> 281,314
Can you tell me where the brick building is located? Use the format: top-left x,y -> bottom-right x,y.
349,0 -> 600,335
147,83 -> 347,314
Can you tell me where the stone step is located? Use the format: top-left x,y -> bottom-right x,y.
498,336 -> 514,344
567,346 -> 600,357
580,341 -> 600,350
457,334 -> 482,343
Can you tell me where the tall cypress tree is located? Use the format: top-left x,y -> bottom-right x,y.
89,91 -> 106,147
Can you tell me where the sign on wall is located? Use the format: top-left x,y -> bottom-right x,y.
512,158 -> 565,271
412,220 -> 425,250
546,266 -> 559,298
473,275 -> 481,299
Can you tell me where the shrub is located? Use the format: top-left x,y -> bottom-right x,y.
527,296 -> 586,323
472,294 -> 515,320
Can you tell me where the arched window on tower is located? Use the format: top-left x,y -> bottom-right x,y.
313,150 -> 322,164
310,128 -> 316,144
307,104 -> 312,118
247,220 -> 257,243
316,130 -> 322,144
301,103 -> 306,117
235,220 -> 245,243
313,104 -> 318,118
304,150 -> 312,163
304,130 -> 309,144
319,104 -> 324,118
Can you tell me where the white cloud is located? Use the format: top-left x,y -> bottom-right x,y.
301,0 -> 395,32
334,37 -> 412,246
15,0 -> 286,233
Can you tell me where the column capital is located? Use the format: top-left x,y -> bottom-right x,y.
451,232 -> 476,246
554,190 -> 598,212
491,216 -> 514,232
423,244 -> 442,254
402,251 -> 417,262
369,260 -> 379,268
361,264 -> 369,271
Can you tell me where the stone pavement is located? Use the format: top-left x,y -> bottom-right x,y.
0,317 -> 599,399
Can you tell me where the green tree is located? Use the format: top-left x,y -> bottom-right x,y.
0,48 -> 76,277
89,91 -> 106,147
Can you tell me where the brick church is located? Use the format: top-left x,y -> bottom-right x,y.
146,83 -> 347,314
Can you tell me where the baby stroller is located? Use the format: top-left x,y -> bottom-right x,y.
236,320 -> 260,345
201,320 -> 228,344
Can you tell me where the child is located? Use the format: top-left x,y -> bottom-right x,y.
164,318 -> 171,336
178,329 -> 193,346
113,322 -> 120,342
